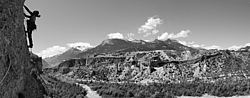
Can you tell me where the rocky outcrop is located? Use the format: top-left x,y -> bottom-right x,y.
51,49 -> 250,83
44,38 -> 199,69
0,0 -> 44,97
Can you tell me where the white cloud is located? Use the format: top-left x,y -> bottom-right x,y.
157,32 -> 170,40
228,45 -> 242,50
178,40 -> 221,50
107,32 -> 124,39
178,40 -> 204,48
37,42 -> 94,58
158,30 -> 190,40
204,45 -> 221,50
138,16 -> 162,37
67,42 -> 94,51
178,40 -> 195,46
192,44 -> 204,48
228,43 -> 250,50
245,43 -> 250,46
127,33 -> 135,41
37,46 -> 67,58
180,41 -> 250,50
143,40 -> 151,42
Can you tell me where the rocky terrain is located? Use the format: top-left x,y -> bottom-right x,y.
0,1 -> 88,97
4,0 -> 248,98
44,39 -> 199,68
0,0 -> 45,97
48,48 -> 250,83
43,39 -> 250,97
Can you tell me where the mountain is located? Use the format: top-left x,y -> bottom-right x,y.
76,38 -> 199,58
239,46 -> 250,51
50,47 -> 250,84
44,47 -> 84,67
42,59 -> 50,69
44,38 -> 199,67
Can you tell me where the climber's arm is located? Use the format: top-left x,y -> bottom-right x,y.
24,13 -> 31,18
24,5 -> 32,14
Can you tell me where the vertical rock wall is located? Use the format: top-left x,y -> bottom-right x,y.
0,0 -> 44,97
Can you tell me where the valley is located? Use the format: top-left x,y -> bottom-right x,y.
43,39 -> 250,98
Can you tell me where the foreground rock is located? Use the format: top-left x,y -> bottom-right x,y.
0,0 -> 44,97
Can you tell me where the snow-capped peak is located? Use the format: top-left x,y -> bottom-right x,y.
67,42 -> 94,51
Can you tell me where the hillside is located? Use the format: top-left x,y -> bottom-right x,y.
77,39 -> 198,58
44,47 -> 83,68
45,48 -> 250,97
49,48 -> 250,83
44,38 -> 199,68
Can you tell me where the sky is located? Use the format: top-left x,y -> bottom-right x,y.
24,0 -> 250,58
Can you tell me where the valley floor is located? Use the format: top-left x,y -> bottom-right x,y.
45,73 -> 250,98
178,95 -> 250,98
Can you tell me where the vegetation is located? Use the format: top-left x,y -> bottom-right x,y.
45,76 -> 87,98
79,79 -> 250,98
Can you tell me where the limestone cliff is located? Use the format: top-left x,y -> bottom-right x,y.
0,0 -> 44,97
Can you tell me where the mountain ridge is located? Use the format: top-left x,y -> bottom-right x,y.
44,38 -> 250,68
44,38 -> 199,67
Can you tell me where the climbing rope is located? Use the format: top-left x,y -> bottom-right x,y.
0,63 -> 12,85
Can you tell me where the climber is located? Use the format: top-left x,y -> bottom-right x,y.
23,5 -> 40,48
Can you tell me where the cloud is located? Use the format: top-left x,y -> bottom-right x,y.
180,41 -> 250,50
37,46 -> 67,58
178,40 -> 204,48
127,33 -> 135,41
246,43 -> 250,46
158,30 -> 190,40
178,40 -> 221,50
67,42 -> 94,51
228,45 -> 242,50
138,16 -> 162,37
204,45 -> 221,50
228,43 -> 250,50
143,40 -> 151,42
178,40 -> 195,46
37,42 -> 94,58
107,32 -> 124,39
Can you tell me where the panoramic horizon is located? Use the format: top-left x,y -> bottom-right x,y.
25,0 -> 250,58
2,0 -> 250,97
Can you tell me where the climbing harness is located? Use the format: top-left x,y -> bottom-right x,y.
29,48 -> 33,52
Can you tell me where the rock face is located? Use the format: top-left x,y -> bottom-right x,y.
51,49 -> 250,84
0,0 -> 44,97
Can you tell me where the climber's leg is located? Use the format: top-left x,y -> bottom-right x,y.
27,31 -> 33,48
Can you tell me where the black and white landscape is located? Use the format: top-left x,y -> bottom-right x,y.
1,0 -> 250,98
42,38 -> 250,98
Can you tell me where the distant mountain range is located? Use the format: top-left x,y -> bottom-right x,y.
43,38 -> 248,68
77,39 -> 198,57
44,48 -> 83,68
